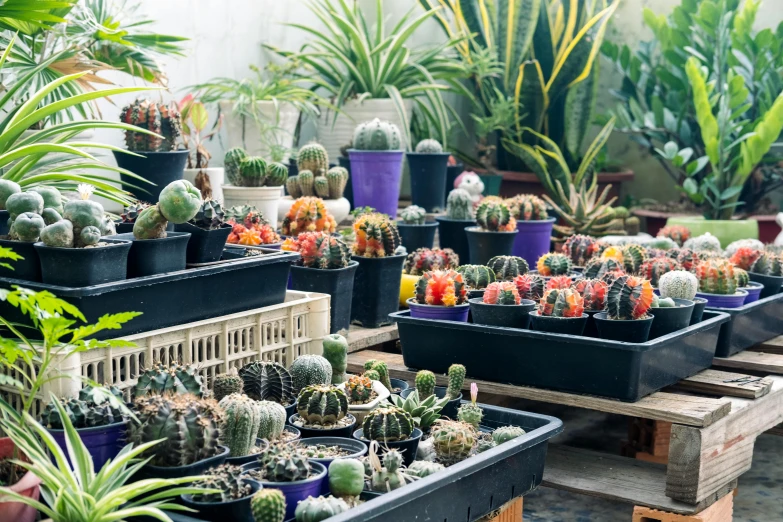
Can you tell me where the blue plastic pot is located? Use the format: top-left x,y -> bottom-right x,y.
48,420 -> 127,471
696,289 -> 748,309
512,218 -> 556,269
406,298 -> 469,322
241,460 -> 327,520
741,282 -> 764,304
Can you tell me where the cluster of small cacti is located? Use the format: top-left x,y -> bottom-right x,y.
290,354 -> 333,392
539,288 -> 585,317
28,184 -> 116,247
749,251 -> 783,276
346,375 -> 373,403
475,199 -> 516,232
352,212 -> 402,258
227,206 -> 281,246
536,252 -> 573,276
657,225 -> 691,247
224,147 -> 288,188
639,256 -> 682,287
563,234 -> 599,266
296,384 -> 349,425
352,119 -> 402,150
362,405 -> 415,442
239,361 -> 295,404
191,464 -> 252,503
41,385 -> 124,429
414,138 -> 444,153
694,258 -> 738,295
683,232 -> 722,253
456,264 -> 496,289
297,142 -> 329,175
514,273 -> 546,301
413,269 -> 468,306
729,247 -> 762,271
606,275 -> 654,320
546,275 -> 573,290
120,99 -> 181,152
658,270 -> 699,300
487,255 -> 529,280
133,180 -> 203,240
572,278 -> 608,312
399,205 -> 427,225
457,383 -> 483,428
2,182 -> 70,243
445,188 -> 475,220
288,166 -> 349,200
133,361 -> 204,398
505,194 -> 548,221
482,281 -> 522,305
281,197 -> 338,236
403,247 -> 459,276
282,232 -> 351,269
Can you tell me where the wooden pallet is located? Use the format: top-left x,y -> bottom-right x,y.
346,324 -> 399,354
346,350 -> 783,516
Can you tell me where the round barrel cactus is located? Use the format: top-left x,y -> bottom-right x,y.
563,234 -> 599,266
415,139 -> 443,153
487,255 -> 529,281
456,264 -> 496,289
658,270 -> 699,300
750,251 -> 783,276
446,188 -> 475,220
536,252 -> 572,276
539,288 -> 585,317
290,354 -> 333,393
482,281 -> 521,305
639,256 -> 682,287
251,488 -> 286,522
505,194 -> 547,221
399,205 -> 427,225
413,269 -> 467,306
694,258 -> 738,295
352,212 -> 401,258
683,232 -> 722,253
134,361 -> 204,398
475,199 -> 515,232
297,142 -> 329,175
239,361 -> 294,404
295,496 -> 350,521
430,419 -> 476,465
257,400 -> 287,440
352,118 -> 402,150
493,425 -> 526,444
0,180 -> 21,210
296,385 -> 349,425
606,275 -> 654,320
572,278 -> 608,312
362,406 -> 414,442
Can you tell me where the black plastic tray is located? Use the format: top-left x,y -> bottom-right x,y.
710,292 -> 783,358
160,404 -> 562,522
0,248 -> 298,339
391,310 -> 730,402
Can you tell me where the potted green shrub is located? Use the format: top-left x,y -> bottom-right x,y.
658,270 -> 706,325
693,258 -> 748,308
407,269 -> 470,322
529,287 -> 588,335
469,281 -> 536,329
175,199 -> 232,264
352,406 -> 423,466
748,251 -> 783,298
397,205 -> 437,251
465,199 -> 518,264
348,119 -> 405,218
289,385 -> 357,439
436,188 -> 477,263
222,148 -> 288,230
505,194 -> 556,267
408,139 -> 451,212
594,275 -> 655,342
180,464 -> 261,522
648,295 -> 695,339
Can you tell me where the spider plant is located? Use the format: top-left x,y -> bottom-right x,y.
0,0 -> 73,34
267,0 -> 470,149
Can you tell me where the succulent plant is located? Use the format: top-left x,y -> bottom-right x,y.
639,256 -> 682,287
447,363 -> 465,400
399,205 -> 427,225
295,495 -> 350,521
404,247 -> 459,276
539,288 -> 585,317
296,385 -> 348,425
606,275 -> 654,320
297,142 -> 329,175
367,442 -> 416,492
120,99 -> 181,152
352,119 -> 402,150
41,385 -> 124,429
6,191 -> 44,219
362,406 -> 415,442
352,212 -> 402,258
266,162 -> 289,187
363,369 -> 381,381
346,375 -> 373,403
281,197 -> 337,236
239,361 -> 294,404
674,248 -> 709,272
415,370 -> 436,399
583,257 -> 624,280
482,281 -> 521,305
749,251 -> 783,276
572,278 -> 608,312
128,393 -> 223,467
27,186 -> 63,214
729,247 -> 762,271
9,212 -> 46,242
0,180 -> 21,210
683,232 -> 722,253
328,458 -> 365,499
213,370 -> 243,402
415,138 -> 444,153
457,383 -> 483,428
414,269 -> 467,306
563,234 -> 599,266
322,334 -> 348,385
407,460 -> 445,478
445,188 -> 475,220
546,275 -> 573,290
134,361 -> 204,398
504,194 -> 548,221
192,199 -> 225,230
492,425 -> 526,444
658,270 -> 699,300
694,259 -> 738,295
652,295 -> 676,308
514,271 -> 548,301
365,360 -> 393,392
257,400 -> 288,440
542,181 -> 617,237
455,264 -> 495,290
191,464 -> 252,503
37,184 -> 107,247
475,199 -> 516,232
260,444 -> 312,482
486,255 -> 529,281
327,166 -> 350,199
388,389 -> 448,431
251,488 -> 286,522
219,393 -> 260,457
224,147 -> 249,185
657,225 -> 691,247
536,252 -> 573,276
289,355 -> 333,393
431,419 -> 477,465
133,180 -> 203,240
476,434 -> 498,453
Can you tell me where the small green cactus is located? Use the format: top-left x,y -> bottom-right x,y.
487,255 -> 529,281
321,334 -> 348,384
415,139 -> 443,153
399,205 -> 426,225
367,360 -> 393,392
294,495 -> 350,521
446,188 -> 474,220
407,460 -> 445,478
352,118 -> 402,151
456,264 -> 496,290
296,385 -> 348,425
265,162 -> 289,187
431,419 -> 476,465
133,180 -> 203,240
658,270 -> 699,300
326,166 -> 349,199
536,252 -> 573,276
683,232 -> 722,253
447,364 -> 465,400
134,361 -> 204,398
492,425 -> 526,444
213,370 -> 243,402
239,157 -> 268,187
362,406 -> 415,442
0,180 -> 21,210
297,142 -> 329,175
290,354 -> 333,393
6,192 -> 44,219
225,147 -> 250,185
475,199 -> 514,232
251,488 -> 286,522
368,442 -> 415,492
415,370 -> 436,399
457,383 -> 483,428
27,186 -> 63,214
314,176 -> 330,198
505,194 -> 547,221
256,400 -> 287,440
328,458 -> 365,499
219,394 -> 260,458
10,212 -> 45,242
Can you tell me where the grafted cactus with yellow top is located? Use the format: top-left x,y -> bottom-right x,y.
352,213 -> 401,258
281,197 -> 337,236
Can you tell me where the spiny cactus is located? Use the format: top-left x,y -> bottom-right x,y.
475,199 -> 516,232
224,147 -> 249,186
639,256 -> 682,287
658,270 -> 699,300
457,383 -> 483,428
487,255 -> 529,281
514,273 -> 546,301
352,119 -> 402,150
283,231 -> 351,269
251,488 -> 286,522
128,394 -> 223,467
730,247 -> 762,271
213,370 -> 243,402
445,188 -> 475,220
415,370 -> 436,399
290,354 -> 333,392
296,385 -> 348,425
683,232 -> 722,253
363,369 -> 381,381
572,278 -> 608,312
297,142 -> 329,175
606,275 -> 654,320
749,251 -> 783,276
346,375 -> 373,403
447,364 -> 465,400
120,99 -> 181,152
219,394 -> 260,457
536,252 -> 573,276
430,419 -> 476,465
492,425 -> 526,444
260,444 -> 312,482
539,288 -> 585,318
362,406 -> 415,442
257,400 -> 287,440
456,264 -> 495,290
295,496 -> 350,521
415,139 -> 443,153
353,212 -> 402,257
482,281 -> 521,305
657,225 -> 691,247
281,197 -> 337,236
192,199 -> 225,230
404,247 -> 459,276
366,360 -> 392,392
407,460 -> 445,478
563,235 -> 599,266
413,269 -> 468,306
583,257 -> 624,280
694,259 -> 738,295
399,205 -> 427,225
134,361 -> 204,398
367,442 -> 416,492
734,267 -> 750,288
239,361 -> 294,404
191,464 -> 252,503
504,193 -> 548,221
237,156 -> 268,187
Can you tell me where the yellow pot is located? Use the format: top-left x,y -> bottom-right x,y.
400,273 -> 419,307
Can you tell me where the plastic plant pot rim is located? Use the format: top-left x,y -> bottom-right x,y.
288,413 -> 357,431
352,427 -> 424,444
347,149 -> 404,154
651,298 -> 695,309
338,380 -> 391,412
46,420 -> 127,435
397,221 -> 439,227
32,238 -> 131,252
181,478 -> 261,506
290,260 -> 359,273
435,216 -> 476,224
142,445 -> 230,473
696,289 -> 749,298
246,461 -> 328,487
593,311 -> 653,322
467,297 -> 537,307
297,436 -> 368,460
741,281 -> 765,290
405,297 -> 470,309
515,217 -> 557,225
351,253 -> 407,262
406,152 -> 452,158
528,311 -> 588,320
464,226 -> 519,234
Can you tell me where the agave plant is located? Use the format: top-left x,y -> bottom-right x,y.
544,180 -> 617,237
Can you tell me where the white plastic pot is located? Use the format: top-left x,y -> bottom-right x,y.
222,185 -> 284,230
277,196 -> 351,226
183,168 -> 225,203
338,379 -> 391,424
219,101 -> 299,161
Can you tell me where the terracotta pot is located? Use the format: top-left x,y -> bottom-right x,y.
0,438 -> 41,522
748,214 -> 782,244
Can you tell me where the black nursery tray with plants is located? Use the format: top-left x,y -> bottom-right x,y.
710,291 -> 783,358
0,248 -> 298,339
391,310 -> 731,402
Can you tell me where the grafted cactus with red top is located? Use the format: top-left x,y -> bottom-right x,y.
572,278 -> 608,311
563,234 -> 599,266
353,213 -> 401,258
606,275 -> 654,320
694,259 -> 737,295
539,288 -> 584,317
730,247 -> 762,271
482,281 -> 521,305
514,273 -> 546,301
657,225 -> 691,247
282,231 -> 350,269
639,257 -> 682,287
673,248 -> 708,272
120,99 -> 181,152
546,275 -> 573,290
403,247 -> 459,276
414,270 -> 467,307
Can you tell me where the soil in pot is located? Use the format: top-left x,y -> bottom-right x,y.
34,238 -> 131,286
465,227 -> 518,265
180,478 -> 261,522
0,238 -> 40,281
114,150 -> 189,203
397,221 -> 438,251
469,298 -> 536,329
741,281 -> 765,304
134,445 -> 230,481
351,254 -> 405,328
407,298 -> 470,322
48,421 -> 127,471
407,153 -> 450,212
113,231 -> 191,278
299,436 -> 368,495
690,297 -> 708,324
352,428 -> 422,466
290,262 -> 358,334
241,460 -> 327,520
748,272 -> 783,299
289,413 -> 357,439
696,289 -> 749,308
648,299 -> 695,339
175,222 -> 232,264
436,216 -> 475,265
529,311 -> 588,336
512,218 -> 556,268
225,438 -> 270,466
593,312 -> 654,343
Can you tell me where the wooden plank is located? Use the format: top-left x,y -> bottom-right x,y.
632,493 -> 733,522
346,325 -> 398,353
767,423 -> 783,436
666,376 -> 783,504
542,445 -> 736,515
668,369 -> 772,399
348,351 -> 732,427
713,351 -> 783,374
751,335 -> 783,354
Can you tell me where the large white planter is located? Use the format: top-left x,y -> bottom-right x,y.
219,101 -> 300,161
222,185 -> 284,230
277,196 -> 351,226
183,168 -> 225,203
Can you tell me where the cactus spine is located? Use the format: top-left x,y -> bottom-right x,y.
694,259 -> 738,295
362,406 -> 415,442
415,370 -> 436,399
297,142 -> 329,175
447,364 -> 465,400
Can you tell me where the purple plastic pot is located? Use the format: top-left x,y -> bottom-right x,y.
512,218 -> 556,268
48,421 -> 127,471
697,289 -> 748,309
241,461 -> 327,520
348,150 -> 405,218
742,282 -> 764,304
406,298 -> 469,322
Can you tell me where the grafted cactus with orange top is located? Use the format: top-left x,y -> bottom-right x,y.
539,288 -> 584,317
281,196 -> 337,236
729,247 -> 762,271
657,225 -> 691,246
639,256 -> 682,287
546,275 -> 573,290
572,278 -> 608,311
482,281 -> 521,305
353,213 -> 401,258
694,258 -> 737,295
414,270 -> 467,307
606,275 -> 653,320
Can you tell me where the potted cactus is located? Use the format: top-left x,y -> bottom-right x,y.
400,364 -> 465,419
571,278 -> 608,337
281,196 -> 338,238
222,147 -> 289,230
400,247 -> 460,305
465,199 -> 519,264
397,204 -> 438,251
748,251 -> 783,298
693,258 -> 748,308
436,188 -> 476,261
174,199 -> 233,263
407,138 -> 451,212
114,99 -> 188,203
289,385 -> 357,438
340,374 -> 391,424
536,252 -> 574,280
282,231 -> 358,333
34,184 -> 131,286
225,205 -> 281,248
733,267 -> 764,304
648,294 -> 695,339
352,405 -> 423,466
113,179 -> 203,277
216,393 -> 271,466
658,270 -> 706,325
487,255 -> 529,281
239,361 -> 298,419
456,264 -> 496,299
407,269 -> 470,322
116,201 -> 151,234
593,275 -> 655,342
505,194 -> 557,267
562,234 -> 600,269
351,212 -> 405,328
639,256 -> 683,288
180,464 -> 261,522
529,287 -> 588,335
348,119 -> 405,218
469,281 -> 537,329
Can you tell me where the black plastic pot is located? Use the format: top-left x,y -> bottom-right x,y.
34,238 -> 131,287
113,231 -> 191,278
351,254 -> 405,328
400,386 -> 462,420
396,222 -> 437,251
593,312 -> 653,343
175,222 -> 233,264
389,378 -> 409,395
0,210 -> 8,236
469,298 -> 536,329
710,292 -> 783,357
445,163 -> 464,193
0,248 -> 298,339
289,413 -> 357,439
353,428 -> 422,466
748,271 -> 783,298
115,222 -> 175,234
648,299 -> 694,339
225,438 -> 269,466
180,478 -> 260,522
583,309 -> 602,337
407,153 -> 450,212
113,149 -> 189,203
300,435 -> 370,495
284,401 -> 298,423
691,297 -> 708,325
290,262 -> 358,334
392,309 -> 730,401
0,239 -> 40,281
435,216 -> 474,266
529,311 -> 588,336
465,227 -> 518,265
135,445 -> 229,481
